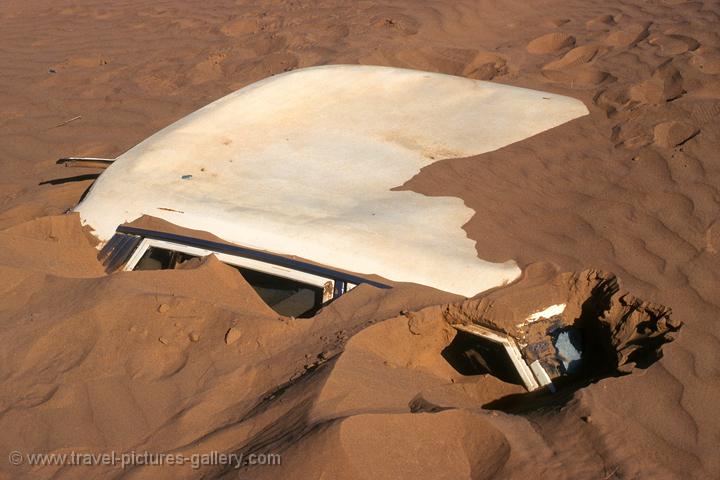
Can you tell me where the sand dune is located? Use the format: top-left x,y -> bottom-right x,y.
1,0 -> 719,478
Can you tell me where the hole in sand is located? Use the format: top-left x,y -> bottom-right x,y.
439,269 -> 681,412
442,330 -> 525,386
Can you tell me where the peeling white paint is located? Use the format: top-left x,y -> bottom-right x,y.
528,303 -> 567,323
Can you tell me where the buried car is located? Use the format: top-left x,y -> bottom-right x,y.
440,267 -> 681,392
63,65 -> 666,391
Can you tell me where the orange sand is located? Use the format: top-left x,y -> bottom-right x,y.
1,1 -> 719,478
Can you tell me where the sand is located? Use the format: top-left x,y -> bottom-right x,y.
0,0 -> 719,479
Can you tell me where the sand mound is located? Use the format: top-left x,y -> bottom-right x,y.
309,311 -> 523,420
0,214 -> 104,277
527,32 -> 575,54
542,44 -> 605,70
257,410 -> 510,480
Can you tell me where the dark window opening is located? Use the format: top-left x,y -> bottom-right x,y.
133,246 -> 324,318
135,247 -> 197,270
230,265 -> 323,318
441,330 -> 524,386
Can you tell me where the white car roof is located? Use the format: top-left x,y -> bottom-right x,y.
75,65 -> 588,297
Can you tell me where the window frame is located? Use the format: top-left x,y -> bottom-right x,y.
124,238 -> 336,303
451,323 -> 542,391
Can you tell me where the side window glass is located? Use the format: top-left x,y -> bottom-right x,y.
135,247 -> 175,270
442,330 -> 524,385
233,266 -> 323,318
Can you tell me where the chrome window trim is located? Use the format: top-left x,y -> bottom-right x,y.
451,323 -> 541,391
124,238 -> 336,303
114,225 -> 390,293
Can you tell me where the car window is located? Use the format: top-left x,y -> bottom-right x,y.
442,330 -> 524,385
133,246 -> 324,318
230,265 -> 323,318
135,248 -> 197,270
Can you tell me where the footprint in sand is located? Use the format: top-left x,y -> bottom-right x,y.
540,43 -> 612,88
586,14 -> 616,30
648,34 -> 699,56
611,116 -> 650,148
605,22 -> 651,47
541,66 -> 612,89
594,86 -> 632,116
543,44 -> 604,70
526,32 -> 576,54
653,121 -> 699,148
629,62 -> 685,105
